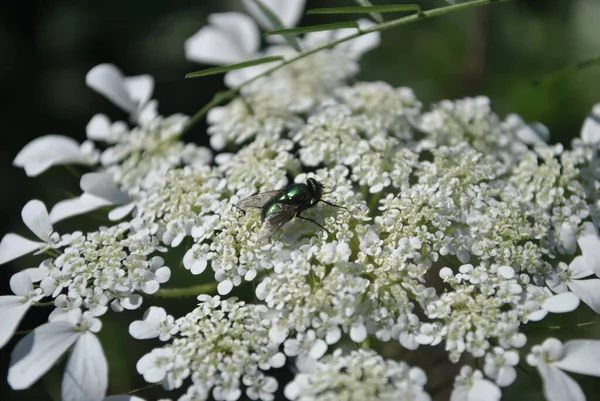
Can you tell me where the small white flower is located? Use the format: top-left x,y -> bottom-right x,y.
284,330 -> 328,359
0,272 -> 44,348
129,306 -> 177,341
0,200 -> 60,265
285,349 -> 430,401
136,347 -> 175,383
527,338 -> 600,401
13,135 -> 98,177
483,347 -> 519,387
450,366 -> 501,401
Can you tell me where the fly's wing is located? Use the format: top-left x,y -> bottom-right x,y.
259,203 -> 299,239
235,190 -> 281,211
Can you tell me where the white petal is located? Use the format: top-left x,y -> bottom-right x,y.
209,13 -> 259,57
349,324 -> 367,343
527,309 -> 548,322
497,265 -> 515,279
10,271 -> 34,296
86,114 -> 112,141
469,378 -> 501,401
129,320 -> 160,340
13,135 -> 87,177
86,64 -> 136,113
243,0 -> 306,29
22,200 -> 52,241
538,363 -> 585,401
581,103 -> 600,145
104,396 -> 146,401
218,280 -> 234,295
80,173 -> 130,204
0,233 -> 43,265
121,294 -> 143,310
62,332 -> 108,401
451,379 -> 501,401
309,339 -> 327,359
154,267 -> 171,283
185,12 -> 258,65
554,340 -> 600,376
8,321 -> 79,390
495,366 -> 516,387
0,296 -> 31,349
568,256 -> 594,279
567,279 -> 600,313
108,202 -> 136,221
578,234 -> 600,277
543,292 -> 580,313
141,280 -> 159,294
50,193 -> 112,224
123,75 -> 154,107
21,267 -> 48,283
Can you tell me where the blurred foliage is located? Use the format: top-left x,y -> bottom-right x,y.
1,0 -> 600,400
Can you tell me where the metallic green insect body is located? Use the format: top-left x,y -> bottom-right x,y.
236,178 -> 345,239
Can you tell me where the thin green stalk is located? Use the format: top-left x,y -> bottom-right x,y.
182,0 -> 517,135
153,282 -> 218,298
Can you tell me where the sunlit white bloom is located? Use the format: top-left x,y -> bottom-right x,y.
0,200 -> 60,265
0,272 -> 44,348
86,63 -> 156,123
136,296 -> 282,400
450,366 -> 501,401
527,338 -> 600,401
8,309 -> 107,401
284,349 -> 431,401
13,135 -> 99,177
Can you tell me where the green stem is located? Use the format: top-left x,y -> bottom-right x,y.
153,282 -> 218,298
153,269 -> 271,298
34,301 -> 55,307
181,0 -> 517,135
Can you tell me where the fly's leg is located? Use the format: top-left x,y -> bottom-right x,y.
297,213 -> 330,233
319,199 -> 347,210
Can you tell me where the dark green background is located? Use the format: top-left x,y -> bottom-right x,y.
1,0 -> 599,400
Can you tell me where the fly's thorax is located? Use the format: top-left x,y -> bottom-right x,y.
282,183 -> 313,203
261,200 -> 284,221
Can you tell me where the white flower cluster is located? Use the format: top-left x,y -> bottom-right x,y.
2,1 -> 600,401
284,349 -> 430,401
134,297 -> 284,401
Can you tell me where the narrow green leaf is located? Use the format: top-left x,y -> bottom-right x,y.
265,22 -> 360,37
249,0 -> 302,52
353,0 -> 384,23
532,55 -> 600,86
185,56 -> 284,79
307,5 -> 421,15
